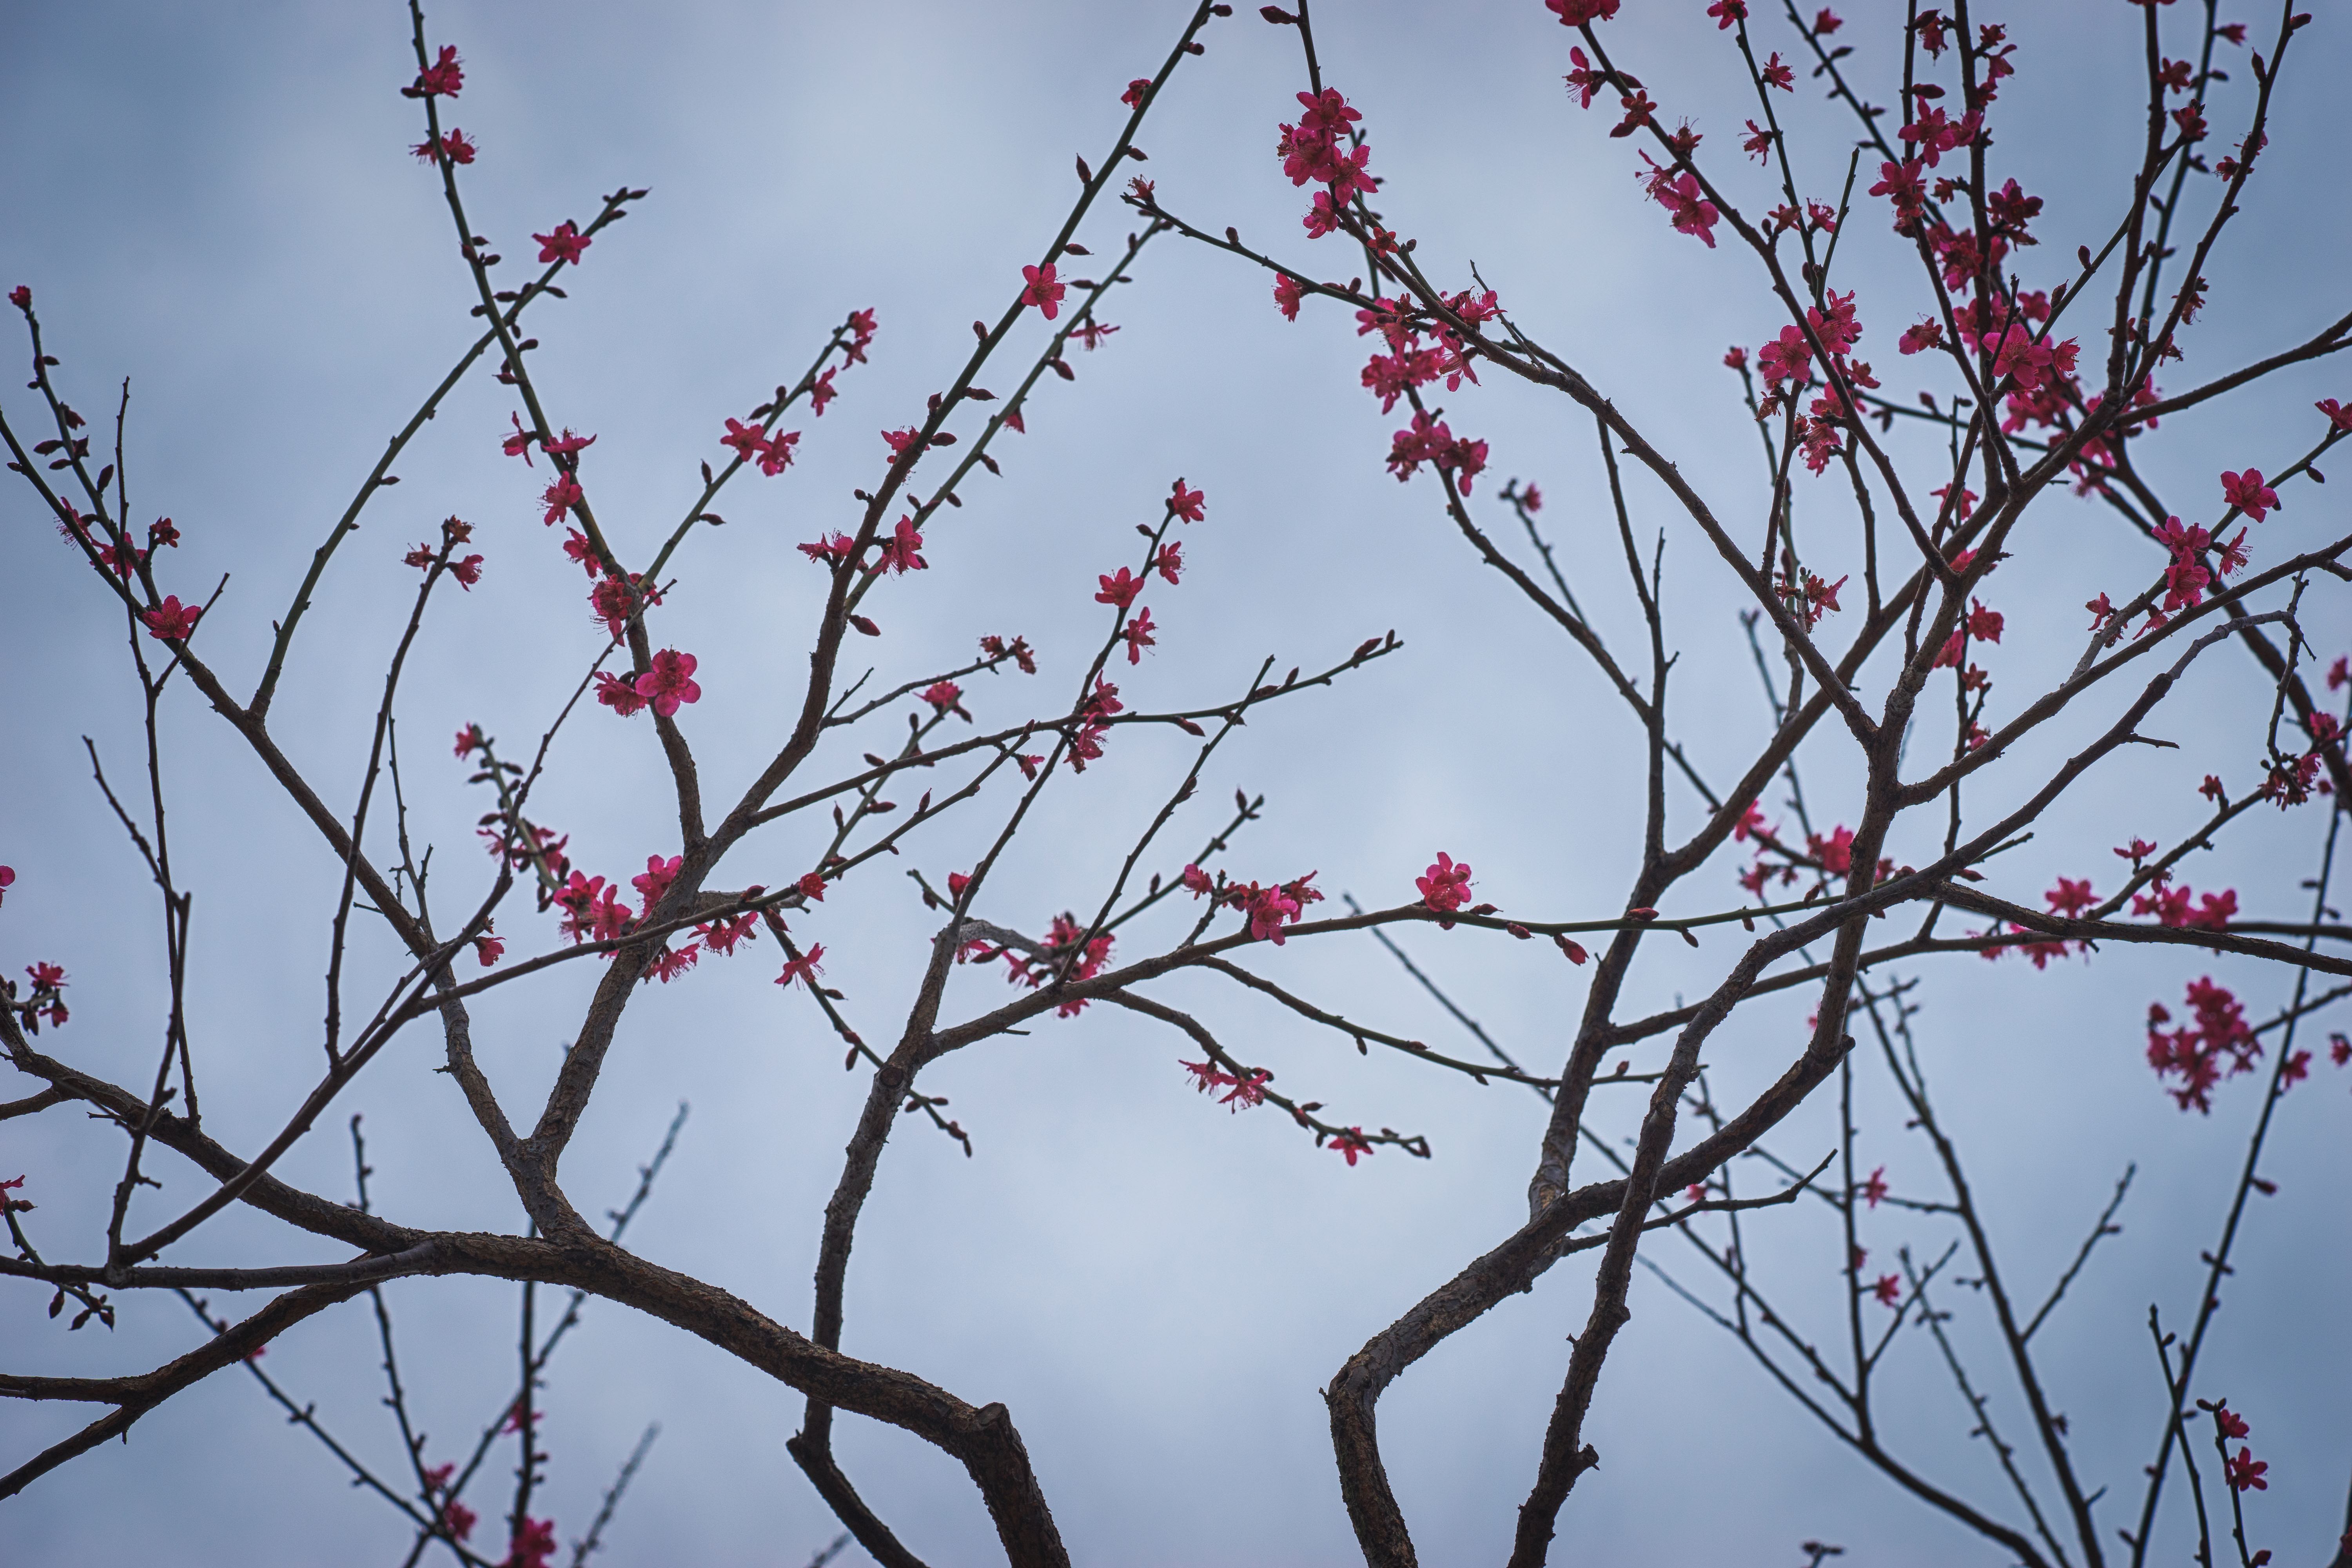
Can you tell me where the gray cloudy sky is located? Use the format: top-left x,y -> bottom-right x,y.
4,2 -> 2348,1564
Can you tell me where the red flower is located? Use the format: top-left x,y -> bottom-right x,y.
501,1517 -> 557,1568
1180,864 -> 1214,898
449,554 -> 484,589
1120,78 -> 1152,108
594,670 -> 648,717
2213,1403 -> 2250,1440
696,912 -> 759,957
440,1500 -> 477,1543
539,475 -> 584,525
1900,320 -> 1945,355
871,516 -> 927,575
1861,1165 -> 1888,1208
0,866 -> 13,909
1153,541 -> 1183,584
1565,47 -> 1606,110
473,924 -> 505,967
798,871 -> 828,902
141,596 -> 202,641
1706,0 -> 1747,29
7,285 -> 29,309
402,45 -> 464,100
1873,1274 -> 1902,1307
1274,274 -> 1306,321
1020,263 -> 1066,321
1759,325 -> 1813,388
631,854 -> 683,916
2225,1448 -> 2269,1493
633,650 -> 702,718
799,532 -> 855,569
532,221 -> 590,266
1095,567 -> 1143,610
1170,479 -> 1207,522
721,417 -> 766,464
1760,52 -> 1793,90
776,946 -> 826,991
411,130 -> 477,165
2318,398 -> 2352,434
1417,852 -> 1474,916
1329,1127 -> 1375,1166
921,681 -> 966,716
1544,0 -> 1621,24
1121,605 -> 1158,664
644,944 -> 701,984
2045,878 -> 2095,917
2220,468 -> 2279,521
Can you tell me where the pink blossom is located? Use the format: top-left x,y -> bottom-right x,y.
1020,263 -> 1067,321
540,475 -> 583,525
1899,320 -> 1944,355
798,871 -> 828,902
1544,0 -> 1621,23
632,854 -> 682,915
1330,1127 -> 1375,1165
2220,468 -> 2279,521
1758,326 -> 1813,388
633,650 -> 702,718
402,45 -> 464,99
1095,567 -> 1143,610
532,221 -> 590,266
1121,605 -> 1158,664
1170,479 -> 1207,522
921,681 -> 966,716
775,945 -> 826,991
799,532 -> 855,569
141,596 -> 201,641
1417,852 -> 1474,916
695,912 -> 760,957
1275,274 -> 1307,320
871,516 -> 927,575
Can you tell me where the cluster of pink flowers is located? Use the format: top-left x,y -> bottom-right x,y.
1201,870 -> 1324,946
11,961 -> 69,1033
2146,977 -> 2261,1113
1386,411 -> 1489,493
1067,677 -> 1122,773
720,416 -> 800,476
1181,1057 -> 1272,1111
1278,86 -> 1374,239
401,44 -> 463,100
976,912 -> 1114,1017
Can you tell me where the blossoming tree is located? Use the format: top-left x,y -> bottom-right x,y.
4,2 -> 2349,1566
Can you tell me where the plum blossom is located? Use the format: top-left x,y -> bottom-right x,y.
633,650 -> 702,718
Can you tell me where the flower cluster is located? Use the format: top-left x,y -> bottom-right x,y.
7,961 -> 69,1034
1181,1057 -> 1272,1111
984,913 -> 1114,1017
721,416 -> 800,476
1209,871 -> 1324,946
1386,411 -> 1488,492
2145,976 -> 2260,1113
